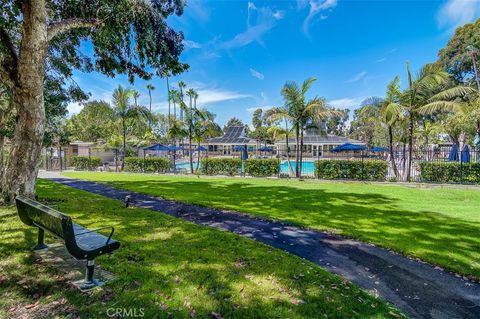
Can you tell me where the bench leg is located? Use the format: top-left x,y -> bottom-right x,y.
80,259 -> 98,290
33,228 -> 48,250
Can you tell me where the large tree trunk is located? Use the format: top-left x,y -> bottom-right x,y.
388,125 -> 399,178
407,113 -> 414,182
2,0 -> 48,201
0,101 -> 14,186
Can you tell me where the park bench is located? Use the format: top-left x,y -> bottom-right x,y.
15,195 -> 121,289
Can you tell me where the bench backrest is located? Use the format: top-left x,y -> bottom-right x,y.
15,195 -> 71,239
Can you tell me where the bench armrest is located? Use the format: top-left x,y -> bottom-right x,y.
75,226 -> 115,244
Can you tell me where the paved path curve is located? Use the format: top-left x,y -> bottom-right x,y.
44,174 -> 480,319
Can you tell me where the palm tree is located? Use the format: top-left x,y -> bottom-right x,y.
146,84 -> 155,129
192,109 -> 221,172
112,85 -> 151,170
170,88 -> 179,121
178,81 -> 186,120
132,90 -> 140,107
264,107 -> 294,176
167,119 -> 187,173
281,77 -> 341,177
186,88 -> 195,110
361,77 -> 404,178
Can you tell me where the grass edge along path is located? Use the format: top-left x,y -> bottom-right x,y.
63,172 -> 480,280
0,179 -> 403,318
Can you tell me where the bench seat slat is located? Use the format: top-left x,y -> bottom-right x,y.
73,223 -> 119,252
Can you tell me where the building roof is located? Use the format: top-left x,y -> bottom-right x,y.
275,134 -> 364,145
207,126 -> 256,145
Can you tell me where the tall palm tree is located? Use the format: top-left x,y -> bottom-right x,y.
112,85 -> 151,170
186,88 -> 195,110
132,90 -> 140,107
362,77 -> 404,178
170,88 -> 179,121
192,109 -> 221,172
146,83 -> 155,129
167,119 -> 187,172
193,90 -> 199,109
281,77 -> 341,177
178,81 -> 186,120
264,107 -> 294,176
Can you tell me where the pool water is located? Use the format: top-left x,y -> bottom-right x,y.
280,161 -> 315,176
175,160 -> 315,176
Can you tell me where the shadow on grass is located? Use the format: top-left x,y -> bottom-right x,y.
0,180 -> 400,318
90,177 -> 480,279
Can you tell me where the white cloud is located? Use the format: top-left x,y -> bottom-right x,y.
196,88 -> 251,105
250,68 -> 265,80
221,3 -> 281,49
183,40 -> 201,49
273,10 -> 285,20
437,0 -> 480,29
302,0 -> 338,36
374,57 -> 386,63
345,71 -> 367,83
328,97 -> 364,109
67,102 -> 83,115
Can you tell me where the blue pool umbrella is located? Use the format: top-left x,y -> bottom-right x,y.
242,144 -> 248,160
258,146 -> 274,152
331,143 -> 367,152
144,143 -> 169,151
461,145 -> 471,163
448,143 -> 459,161
168,145 -> 184,151
233,145 -> 245,152
371,146 -> 387,152
194,146 -> 207,152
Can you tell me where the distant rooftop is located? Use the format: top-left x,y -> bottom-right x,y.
207,126 -> 255,145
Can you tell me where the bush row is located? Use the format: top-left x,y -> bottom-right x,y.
124,157 -> 171,173
419,162 -> 480,184
72,156 -> 102,170
315,159 -> 388,181
200,158 -> 242,176
244,158 -> 280,177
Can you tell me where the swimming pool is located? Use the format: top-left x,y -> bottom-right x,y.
280,161 -> 315,176
175,162 -> 198,170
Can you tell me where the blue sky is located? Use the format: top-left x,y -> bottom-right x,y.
69,0 -> 480,126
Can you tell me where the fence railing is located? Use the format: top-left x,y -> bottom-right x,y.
38,145 -> 480,185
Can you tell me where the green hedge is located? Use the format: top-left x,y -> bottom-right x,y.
72,156 -> 102,170
420,162 -> 480,184
200,158 -> 242,176
244,158 -> 279,177
124,157 -> 171,173
315,159 -> 388,181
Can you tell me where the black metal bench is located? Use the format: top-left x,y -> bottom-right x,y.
15,195 -> 121,289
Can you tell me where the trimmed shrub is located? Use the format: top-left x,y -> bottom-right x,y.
420,162 -> 480,184
72,156 -> 102,170
124,157 -> 171,173
315,159 -> 388,181
200,158 -> 242,176
244,158 -> 280,177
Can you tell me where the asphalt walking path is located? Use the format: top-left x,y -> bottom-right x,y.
40,172 -> 480,319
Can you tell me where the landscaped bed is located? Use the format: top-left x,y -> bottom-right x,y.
63,172 -> 480,280
0,179 -> 401,318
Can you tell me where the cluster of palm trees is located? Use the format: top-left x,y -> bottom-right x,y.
264,77 -> 342,178
111,80 -> 221,174
361,63 -> 477,181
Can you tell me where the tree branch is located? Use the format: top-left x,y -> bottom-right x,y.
47,18 -> 100,41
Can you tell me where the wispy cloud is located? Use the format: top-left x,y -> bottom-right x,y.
221,2 -> 282,49
273,10 -> 285,20
250,68 -> 265,80
437,0 -> 480,29
328,97 -> 364,109
183,40 -> 201,49
374,57 -> 386,63
302,0 -> 338,37
196,88 -> 251,105
345,71 -> 367,83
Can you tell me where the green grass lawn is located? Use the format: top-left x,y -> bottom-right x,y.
63,172 -> 480,280
0,179 -> 402,318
